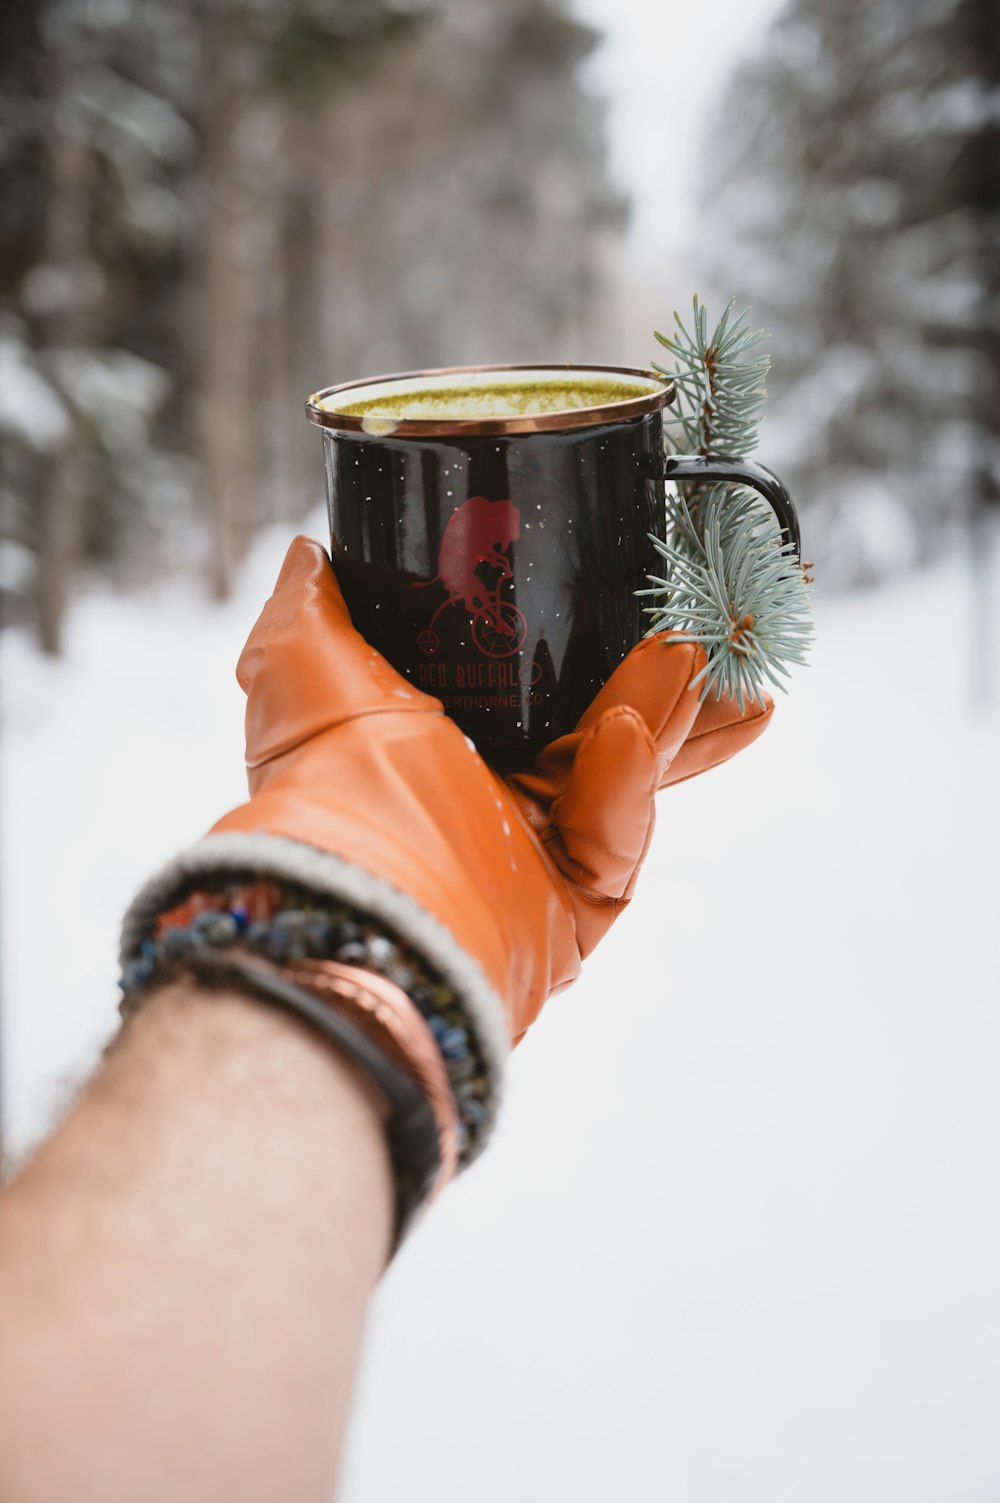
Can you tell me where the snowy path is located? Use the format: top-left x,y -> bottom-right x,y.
2,525 -> 998,1501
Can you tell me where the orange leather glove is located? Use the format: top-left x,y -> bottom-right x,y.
124,536 -> 771,1144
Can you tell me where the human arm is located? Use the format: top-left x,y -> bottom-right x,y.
0,980 -> 391,1503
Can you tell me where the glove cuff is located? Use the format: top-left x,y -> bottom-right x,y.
119,831 -> 509,1161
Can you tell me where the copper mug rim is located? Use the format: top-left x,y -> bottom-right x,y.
305,362 -> 677,439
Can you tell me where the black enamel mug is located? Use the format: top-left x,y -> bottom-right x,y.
306,364 -> 799,767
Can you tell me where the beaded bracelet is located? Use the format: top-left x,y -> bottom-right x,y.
119,879 -> 490,1163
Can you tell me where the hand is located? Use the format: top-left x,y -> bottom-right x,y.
206,537 -> 772,1060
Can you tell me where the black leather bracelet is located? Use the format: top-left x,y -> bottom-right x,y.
172,949 -> 441,1252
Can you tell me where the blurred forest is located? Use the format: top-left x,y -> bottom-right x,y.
0,0 -> 623,652
701,0 -> 999,584
2,0 -> 997,651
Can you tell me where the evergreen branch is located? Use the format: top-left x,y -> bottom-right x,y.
642,297 -> 813,707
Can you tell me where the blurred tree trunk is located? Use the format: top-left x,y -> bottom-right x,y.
258,105 -> 320,522
200,9 -> 258,600
961,0 -> 1000,700
36,120 -> 95,655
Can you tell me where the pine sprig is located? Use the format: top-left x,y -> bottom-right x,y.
642,296 -> 813,708
638,488 -> 813,710
654,297 -> 769,457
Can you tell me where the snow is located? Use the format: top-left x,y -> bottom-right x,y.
0,326 -> 71,449
51,347 -> 172,449
80,65 -> 197,165
2,521 -> 999,1500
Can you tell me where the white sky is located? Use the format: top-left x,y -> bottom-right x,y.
570,0 -> 787,254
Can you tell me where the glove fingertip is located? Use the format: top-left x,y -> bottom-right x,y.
660,690 -> 774,788
274,534 -> 332,589
578,635 -> 707,747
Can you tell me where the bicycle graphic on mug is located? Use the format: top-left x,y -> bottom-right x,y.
414,495 -> 527,659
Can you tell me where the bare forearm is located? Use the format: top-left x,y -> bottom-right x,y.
0,983 -> 393,1503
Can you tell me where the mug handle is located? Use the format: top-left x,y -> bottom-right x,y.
644,452 -> 802,561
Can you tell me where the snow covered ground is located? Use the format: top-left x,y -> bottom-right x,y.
2,518 -> 999,1501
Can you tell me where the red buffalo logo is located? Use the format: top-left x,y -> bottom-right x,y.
415,495 -> 527,658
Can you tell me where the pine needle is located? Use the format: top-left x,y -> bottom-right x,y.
643,297 -> 813,708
